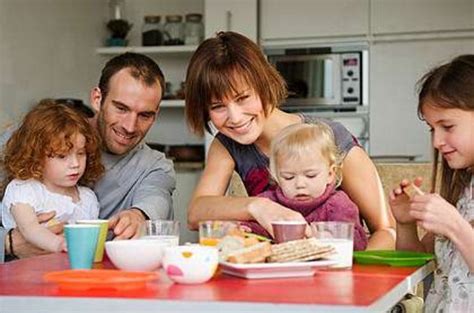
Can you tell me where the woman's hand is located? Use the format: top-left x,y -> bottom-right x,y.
410,193 -> 462,238
248,197 -> 308,237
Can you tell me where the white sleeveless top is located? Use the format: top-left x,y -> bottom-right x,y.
1,179 -> 99,228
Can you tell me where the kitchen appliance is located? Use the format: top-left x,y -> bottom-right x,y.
266,48 -> 363,107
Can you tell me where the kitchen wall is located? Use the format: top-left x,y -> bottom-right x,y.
0,0 -> 106,129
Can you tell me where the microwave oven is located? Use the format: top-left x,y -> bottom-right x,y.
267,49 -> 362,107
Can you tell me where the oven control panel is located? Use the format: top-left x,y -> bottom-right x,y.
341,53 -> 361,105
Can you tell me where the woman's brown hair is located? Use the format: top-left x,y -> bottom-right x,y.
185,31 -> 288,136
1,99 -> 104,191
417,54 -> 474,204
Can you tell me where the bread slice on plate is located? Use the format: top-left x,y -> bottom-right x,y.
226,242 -> 272,264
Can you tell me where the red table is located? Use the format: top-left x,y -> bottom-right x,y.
0,252 -> 434,312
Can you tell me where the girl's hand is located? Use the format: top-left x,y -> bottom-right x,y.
248,198 -> 309,237
410,193 -> 462,238
389,178 -> 421,225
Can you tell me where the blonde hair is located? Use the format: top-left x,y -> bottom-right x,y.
269,123 -> 343,186
417,54 -> 474,204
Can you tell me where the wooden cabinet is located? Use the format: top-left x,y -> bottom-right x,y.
369,38 -> 474,160
260,0 -> 368,44
371,0 -> 474,35
204,0 -> 258,41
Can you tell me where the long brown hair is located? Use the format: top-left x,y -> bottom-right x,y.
1,99 -> 104,192
185,31 -> 288,136
417,54 -> 474,204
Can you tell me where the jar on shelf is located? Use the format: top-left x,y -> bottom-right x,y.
164,15 -> 184,45
184,13 -> 204,45
142,15 -> 163,46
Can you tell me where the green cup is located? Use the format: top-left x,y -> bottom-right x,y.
76,220 -> 109,262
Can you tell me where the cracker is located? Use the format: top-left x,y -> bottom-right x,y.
268,238 -> 335,263
403,183 -> 424,199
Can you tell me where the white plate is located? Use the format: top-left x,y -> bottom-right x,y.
219,259 -> 337,279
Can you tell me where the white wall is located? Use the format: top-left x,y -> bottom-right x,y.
0,0 -> 106,129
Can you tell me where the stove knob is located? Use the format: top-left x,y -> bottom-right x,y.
347,70 -> 354,77
347,87 -> 354,94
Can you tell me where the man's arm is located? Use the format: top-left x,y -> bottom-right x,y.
1,227 -> 6,263
101,149 -> 176,239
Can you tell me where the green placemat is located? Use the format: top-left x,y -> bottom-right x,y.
353,250 -> 434,267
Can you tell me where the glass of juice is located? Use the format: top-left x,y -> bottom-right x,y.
198,221 -> 237,246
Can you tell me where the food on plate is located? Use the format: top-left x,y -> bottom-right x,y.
220,237 -> 335,264
402,183 -> 424,199
269,238 -> 335,263
226,241 -> 273,264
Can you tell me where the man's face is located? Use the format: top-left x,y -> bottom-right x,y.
92,69 -> 161,155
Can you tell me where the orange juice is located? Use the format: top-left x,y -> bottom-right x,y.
199,237 -> 220,246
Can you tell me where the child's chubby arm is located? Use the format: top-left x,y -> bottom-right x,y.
10,203 -> 65,253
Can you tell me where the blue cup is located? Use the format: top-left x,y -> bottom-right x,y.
64,224 -> 100,269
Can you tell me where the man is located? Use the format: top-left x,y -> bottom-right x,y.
1,52 -> 176,261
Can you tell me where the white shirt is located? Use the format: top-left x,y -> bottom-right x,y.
1,179 -> 99,228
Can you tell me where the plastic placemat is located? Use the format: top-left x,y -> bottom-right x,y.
353,250 -> 434,267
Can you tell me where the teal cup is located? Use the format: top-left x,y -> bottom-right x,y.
64,224 -> 100,269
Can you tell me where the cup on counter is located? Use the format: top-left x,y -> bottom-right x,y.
64,224 -> 100,269
271,221 -> 307,243
311,221 -> 354,269
141,220 -> 180,246
75,219 -> 109,262
198,221 -> 238,246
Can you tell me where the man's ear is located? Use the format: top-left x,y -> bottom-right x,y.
90,87 -> 102,113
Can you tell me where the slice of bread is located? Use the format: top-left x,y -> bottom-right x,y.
226,241 -> 273,264
403,183 -> 424,199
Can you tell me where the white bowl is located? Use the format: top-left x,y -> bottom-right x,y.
162,245 -> 218,284
105,239 -> 168,272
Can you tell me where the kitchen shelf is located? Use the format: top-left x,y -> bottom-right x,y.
161,99 -> 185,108
96,45 -> 198,55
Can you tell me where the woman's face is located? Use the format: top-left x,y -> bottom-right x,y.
208,82 -> 266,145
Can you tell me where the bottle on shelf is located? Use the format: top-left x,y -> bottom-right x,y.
184,13 -> 204,45
164,15 -> 184,45
142,15 -> 163,46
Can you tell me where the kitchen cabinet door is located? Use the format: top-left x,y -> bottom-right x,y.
204,0 -> 257,41
371,0 -> 474,35
369,38 -> 474,161
260,0 -> 368,43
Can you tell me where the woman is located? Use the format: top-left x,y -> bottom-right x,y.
184,31 -> 395,249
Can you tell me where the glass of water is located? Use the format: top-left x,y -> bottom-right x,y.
141,220 -> 180,246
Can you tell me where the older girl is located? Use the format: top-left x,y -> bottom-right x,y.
185,31 -> 395,249
390,55 -> 474,312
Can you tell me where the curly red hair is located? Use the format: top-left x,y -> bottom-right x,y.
2,99 -> 104,189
